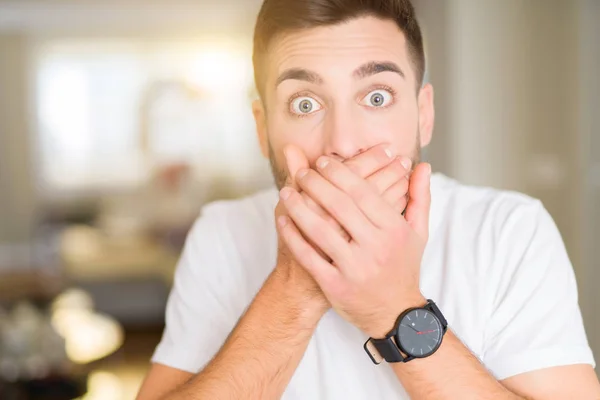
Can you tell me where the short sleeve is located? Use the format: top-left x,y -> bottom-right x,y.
482,201 -> 595,380
151,204 -> 245,373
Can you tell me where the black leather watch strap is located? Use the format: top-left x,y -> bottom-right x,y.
427,300 -> 448,331
370,336 -> 405,363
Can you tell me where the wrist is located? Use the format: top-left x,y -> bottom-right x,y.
267,268 -> 329,327
364,294 -> 427,339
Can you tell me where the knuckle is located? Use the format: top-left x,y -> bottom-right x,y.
347,182 -> 368,203
316,220 -> 337,243
344,160 -> 362,176
306,218 -> 324,236
298,169 -> 316,187
306,198 -> 327,217
365,174 -> 382,193
285,196 -> 302,216
373,245 -> 390,265
326,217 -> 345,237
391,158 -> 404,174
329,194 -> 355,220
391,160 -> 408,180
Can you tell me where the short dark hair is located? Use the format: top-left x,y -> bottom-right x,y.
252,0 -> 425,100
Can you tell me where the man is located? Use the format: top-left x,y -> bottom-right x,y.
137,0 -> 600,398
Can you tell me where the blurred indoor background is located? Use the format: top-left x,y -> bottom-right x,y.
0,0 -> 598,398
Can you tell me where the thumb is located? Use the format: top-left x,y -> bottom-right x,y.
283,144 -> 310,190
404,162 -> 431,240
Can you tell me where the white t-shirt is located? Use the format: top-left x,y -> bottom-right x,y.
152,173 -> 595,399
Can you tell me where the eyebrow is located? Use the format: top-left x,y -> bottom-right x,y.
353,61 -> 405,80
275,61 -> 405,87
276,68 -> 324,86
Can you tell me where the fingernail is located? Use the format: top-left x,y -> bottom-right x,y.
280,187 -> 292,200
317,156 -> 329,169
278,215 -> 288,228
384,147 -> 394,159
296,169 -> 309,179
425,163 -> 432,176
400,157 -> 412,170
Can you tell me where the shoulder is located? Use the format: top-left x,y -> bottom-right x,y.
431,174 -> 573,305
179,187 -> 279,292
193,187 -> 278,228
429,173 -> 560,296
152,189 -> 280,373
187,187 -> 278,247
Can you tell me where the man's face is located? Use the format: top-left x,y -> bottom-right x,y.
253,16 -> 435,188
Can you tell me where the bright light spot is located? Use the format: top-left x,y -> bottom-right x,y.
77,371 -> 123,400
51,288 -> 95,312
51,289 -> 123,364
51,309 -> 123,364
185,47 -> 251,95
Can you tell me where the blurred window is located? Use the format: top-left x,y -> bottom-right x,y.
34,39 -> 267,195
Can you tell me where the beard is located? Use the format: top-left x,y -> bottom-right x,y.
268,143 -> 289,190
267,131 -> 423,190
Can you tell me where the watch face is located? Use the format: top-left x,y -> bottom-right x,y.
397,308 -> 443,358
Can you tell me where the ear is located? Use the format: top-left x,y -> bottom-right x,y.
252,99 -> 269,158
417,83 -> 435,148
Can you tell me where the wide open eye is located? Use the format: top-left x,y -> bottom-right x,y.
290,96 -> 322,115
360,89 -> 393,108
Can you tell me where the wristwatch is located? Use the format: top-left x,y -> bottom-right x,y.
364,299 -> 447,364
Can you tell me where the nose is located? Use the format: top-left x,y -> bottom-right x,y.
322,107 -> 372,160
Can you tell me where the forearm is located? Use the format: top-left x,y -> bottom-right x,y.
164,270 -> 325,400
390,331 -> 523,399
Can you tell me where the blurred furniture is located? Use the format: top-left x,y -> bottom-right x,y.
60,225 -> 178,328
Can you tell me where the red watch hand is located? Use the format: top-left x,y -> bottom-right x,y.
416,329 -> 436,335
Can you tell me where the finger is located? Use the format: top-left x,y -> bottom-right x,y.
314,156 -> 400,231
302,192 -> 351,242
295,168 -> 378,245
277,215 -> 340,288
278,195 -> 339,264
280,186 -> 352,265
283,144 -> 310,189
366,156 -> 412,194
342,144 -> 395,178
284,145 -> 350,242
301,192 -> 339,262
404,163 -> 432,239
381,179 -> 409,213
285,145 -> 350,241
